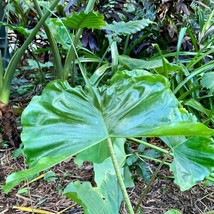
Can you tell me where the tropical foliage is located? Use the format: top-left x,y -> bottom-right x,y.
1,0 -> 214,213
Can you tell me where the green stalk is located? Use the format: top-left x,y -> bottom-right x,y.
123,35 -> 130,55
111,40 -> 119,73
0,52 -> 3,93
153,44 -> 168,78
137,154 -> 171,167
178,85 -> 202,100
129,138 -> 172,156
107,138 -> 134,214
64,29 -> 82,83
0,0 -> 61,104
33,0 -> 63,79
174,60 -> 214,95
126,33 -> 152,56
187,37 -> 214,69
63,0 -> 96,82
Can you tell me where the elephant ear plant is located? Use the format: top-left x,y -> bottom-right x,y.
3,68 -> 214,213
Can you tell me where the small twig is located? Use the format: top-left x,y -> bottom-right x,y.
134,153 -> 170,214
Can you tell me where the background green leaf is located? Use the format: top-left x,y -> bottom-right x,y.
62,11 -> 106,29
201,72 -> 214,94
102,19 -> 153,35
47,18 -> 72,50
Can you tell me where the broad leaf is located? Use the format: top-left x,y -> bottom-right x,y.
64,173 -> 122,214
3,70 -> 214,193
70,140 -> 133,213
201,72 -> 214,94
47,18 -> 72,50
162,136 -> 214,191
119,55 -> 181,74
62,11 -> 106,29
0,22 -> 32,36
102,19 -> 153,35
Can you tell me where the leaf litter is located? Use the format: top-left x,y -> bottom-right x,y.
1,146 -> 214,214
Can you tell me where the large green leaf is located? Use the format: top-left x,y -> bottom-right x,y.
3,70 -> 214,193
62,11 -> 106,29
64,173 -> 122,214
102,19 -> 153,36
162,136 -> 214,191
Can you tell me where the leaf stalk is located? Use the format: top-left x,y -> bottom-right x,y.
107,137 -> 134,214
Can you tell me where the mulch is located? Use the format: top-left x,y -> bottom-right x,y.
1,147 -> 214,214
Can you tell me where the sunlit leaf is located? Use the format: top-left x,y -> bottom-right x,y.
162,136 -> 214,191
3,70 -> 214,193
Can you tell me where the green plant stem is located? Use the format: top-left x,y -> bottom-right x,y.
0,0 -> 61,104
123,35 -> 130,55
63,0 -> 96,83
173,60 -> 214,95
0,52 -> 3,93
129,138 -> 173,156
134,154 -> 169,213
111,41 -> 119,73
137,154 -> 171,166
95,46 -> 110,71
153,44 -> 168,78
126,33 -> 152,56
107,137 -> 134,214
178,85 -> 202,100
187,37 -> 214,69
33,0 -> 63,79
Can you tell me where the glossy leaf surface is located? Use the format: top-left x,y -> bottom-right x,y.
3,70 -> 214,193
163,136 -> 214,191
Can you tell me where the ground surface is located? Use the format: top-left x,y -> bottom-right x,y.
1,147 -> 214,214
